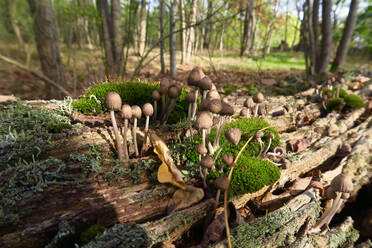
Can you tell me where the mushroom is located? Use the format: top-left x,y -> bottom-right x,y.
200,155 -> 214,189
244,97 -> 255,118
105,92 -> 125,161
264,132 -> 275,155
186,91 -> 196,122
197,143 -> 208,162
131,105 -> 142,157
161,85 -> 180,124
213,128 -> 241,162
141,103 -> 154,155
240,108 -> 248,118
337,143 -> 352,157
255,130 -> 265,157
213,102 -> 234,150
188,67 -> 205,119
309,173 -> 353,233
208,99 -> 223,153
214,176 -> 229,202
121,104 -> 132,159
152,90 -> 160,121
160,78 -> 171,119
220,153 -> 234,172
199,76 -> 213,99
207,90 -> 220,100
253,92 -> 265,117
195,111 -> 213,153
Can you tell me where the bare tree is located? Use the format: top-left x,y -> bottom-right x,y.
185,0 -> 197,63
331,0 -> 360,72
318,0 -> 332,74
138,0 -> 147,55
159,0 -> 166,73
6,0 -> 25,52
180,0 -> 187,64
240,1 -> 255,56
27,0 -> 66,98
169,0 -> 177,77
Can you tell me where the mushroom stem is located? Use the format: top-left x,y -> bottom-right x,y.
141,116 -> 150,156
213,117 -> 226,150
191,89 -> 199,120
215,189 -> 221,203
246,108 -> 250,118
123,119 -> 129,159
199,166 -> 207,189
187,103 -> 192,121
324,193 -> 344,227
133,118 -> 139,157
264,137 -> 273,155
213,140 -> 229,163
161,98 -> 177,124
202,90 -> 207,100
110,111 -> 124,161
153,100 -> 157,121
202,129 -> 207,152
257,139 -> 264,157
254,104 -> 259,117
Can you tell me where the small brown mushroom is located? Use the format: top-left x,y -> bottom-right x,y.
160,78 -> 171,119
121,104 -> 132,159
188,67 -> 205,119
105,92 -> 124,161
309,173 -> 353,233
131,105 -> 142,157
200,155 -> 215,189
213,102 -> 235,150
255,130 -> 265,157
161,85 -> 180,124
152,90 -> 160,121
244,97 -> 255,118
141,103 -> 154,155
240,108 -> 248,118
199,76 -> 213,99
186,91 -> 196,121
214,128 -> 241,162
337,143 -> 352,157
253,92 -> 265,117
207,89 -> 220,100
215,176 -> 229,202
195,111 -> 213,153
220,153 -> 234,172
264,132 -> 275,155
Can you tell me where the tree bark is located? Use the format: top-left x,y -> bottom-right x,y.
27,0 -> 66,98
169,0 -> 177,77
138,0 -> 147,56
6,0 -> 25,52
331,0 -> 360,72
185,0 -> 197,63
180,0 -> 186,64
318,0 -> 332,74
313,0 -> 320,71
111,0 -> 122,74
159,0 -> 166,73
240,2 -> 254,56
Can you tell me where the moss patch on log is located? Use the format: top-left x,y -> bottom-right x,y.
71,82 -> 189,124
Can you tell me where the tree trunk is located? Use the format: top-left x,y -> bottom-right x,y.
27,0 -> 66,98
159,0 -> 165,73
138,0 -> 147,56
180,0 -> 186,64
318,0 -> 332,74
219,23 -> 225,51
6,0 -> 25,52
111,0 -> 122,74
331,0 -> 360,72
240,2 -> 254,57
304,0 -> 316,75
185,0 -> 197,63
169,0 -> 177,77
313,0 -> 320,72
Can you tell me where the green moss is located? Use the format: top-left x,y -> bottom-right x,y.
338,88 -> 347,98
244,84 -> 258,95
71,82 -> 189,124
48,122 -> 72,133
223,85 -> 237,95
344,94 -> 364,109
184,118 -> 280,196
80,224 -> 106,245
326,98 -> 344,111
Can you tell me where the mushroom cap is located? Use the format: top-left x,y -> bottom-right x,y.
168,85 -> 180,98
341,192 -> 350,199
197,144 -> 208,155
199,76 -> 213,90
199,99 -> 211,111
121,104 -> 132,119
152,90 -> 160,101
188,67 -> 205,86
253,92 -> 265,103
240,108 -> 247,117
255,130 -> 264,139
330,173 -> 353,194
222,96 -> 229,103
325,186 -> 337,199
200,155 -> 214,169
274,146 -> 286,155
221,153 -> 234,166
131,105 -> 142,119
142,103 -> 154,116
244,97 -> 255,108
186,91 -> 196,103
212,116 -> 219,126
225,128 -> 241,146
340,143 -> 352,154
269,132 -> 275,139
258,104 -> 267,116
208,99 -> 222,114
105,92 -> 122,111
207,90 -> 220,100
195,111 -> 213,130
160,78 -> 171,94
214,176 -> 229,191
220,102 -> 234,116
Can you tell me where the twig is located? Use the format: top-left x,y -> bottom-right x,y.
0,53 -> 72,97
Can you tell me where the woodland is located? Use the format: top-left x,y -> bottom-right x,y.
0,0 -> 371,247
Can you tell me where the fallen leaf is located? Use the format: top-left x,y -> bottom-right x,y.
167,185 -> 204,214
289,177 -> 313,196
288,137 -> 312,153
150,131 -> 186,190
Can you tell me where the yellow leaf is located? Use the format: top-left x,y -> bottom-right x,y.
150,131 -> 186,190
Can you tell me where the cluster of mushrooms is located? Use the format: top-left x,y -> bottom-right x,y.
151,78 -> 182,125
240,92 -> 266,118
105,92 -> 154,161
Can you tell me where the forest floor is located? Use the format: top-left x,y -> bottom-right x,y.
0,41 -> 371,100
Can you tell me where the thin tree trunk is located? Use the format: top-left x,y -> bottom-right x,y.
180,0 -> 186,64
331,0 -> 360,72
111,0 -> 122,74
185,0 -> 197,63
138,0 -> 147,56
159,0 -> 165,73
313,0 -> 320,72
6,0 -> 25,52
304,0 -> 316,75
27,0 -> 66,98
169,0 -> 177,77
249,12 -> 257,52
240,3 -> 251,56
318,0 -> 332,74
219,23 -> 225,51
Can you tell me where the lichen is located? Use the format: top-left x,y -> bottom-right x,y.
71,81 -> 189,124
80,224 -> 106,245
